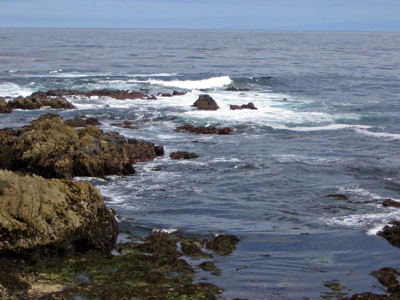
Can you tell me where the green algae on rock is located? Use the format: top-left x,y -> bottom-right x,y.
0,170 -> 118,258
206,234 -> 240,256
198,261 -> 221,276
170,152 -> 199,160
0,114 -> 164,179
0,232 -> 224,299
65,116 -> 101,127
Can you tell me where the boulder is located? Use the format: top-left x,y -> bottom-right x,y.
8,95 -> 74,110
382,199 -> 400,208
206,234 -> 239,256
170,152 -> 199,160
176,124 -> 232,135
172,90 -> 187,96
0,98 -> 11,114
193,94 -> 219,110
0,114 -> 164,179
0,170 -> 118,258
229,102 -> 257,110
378,221 -> 400,248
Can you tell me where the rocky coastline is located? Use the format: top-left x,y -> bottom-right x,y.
0,93 -> 240,299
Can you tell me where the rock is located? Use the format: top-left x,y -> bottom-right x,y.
206,234 -> 239,256
181,240 -> 212,259
28,89 -> 156,100
193,94 -> 219,110
378,221 -> 400,248
0,98 -> 12,114
0,114 -> 164,179
65,117 -> 101,127
158,93 -> 172,97
229,102 -> 257,110
110,120 -> 137,129
198,261 -> 221,276
170,152 -> 199,160
225,86 -> 250,92
172,90 -> 187,96
176,124 -> 232,135
326,194 -> 349,201
382,199 -> 400,208
8,95 -> 75,110
0,170 -> 118,258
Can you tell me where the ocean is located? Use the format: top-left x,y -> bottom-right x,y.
1,28 -> 400,299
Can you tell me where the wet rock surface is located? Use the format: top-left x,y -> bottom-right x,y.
111,120 -> 137,129
382,199 -> 400,208
193,94 -> 219,110
0,231 -> 235,299
176,124 -> 232,135
229,102 -> 257,110
0,170 -> 118,258
0,99 -> 12,114
8,95 -> 75,110
29,89 -> 155,100
378,221 -> 400,248
170,152 -> 199,160
199,261 -> 221,276
225,86 -> 250,92
206,234 -> 240,256
65,117 -> 101,127
0,114 -> 164,179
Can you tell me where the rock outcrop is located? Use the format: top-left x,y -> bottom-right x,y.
193,94 -> 219,110
65,117 -> 101,127
8,95 -> 75,110
0,114 -> 164,179
378,221 -> 400,248
230,102 -> 257,110
0,170 -> 118,258
176,124 -> 232,135
0,99 -> 12,114
170,152 -> 199,160
29,89 -> 155,100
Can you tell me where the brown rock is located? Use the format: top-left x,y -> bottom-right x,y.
8,95 -> 75,110
225,86 -> 250,92
378,221 -> 400,248
0,170 -> 118,258
206,234 -> 239,256
170,152 -> 199,160
230,102 -> 257,110
172,90 -> 187,96
65,117 -> 101,127
111,120 -> 137,129
382,199 -> 400,208
193,94 -> 219,110
0,98 -> 12,114
0,114 -> 164,179
176,124 -> 232,135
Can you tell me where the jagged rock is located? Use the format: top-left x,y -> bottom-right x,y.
0,170 -> 118,258
382,199 -> 400,208
378,221 -> 400,248
172,90 -> 186,96
8,95 -> 75,110
170,152 -> 199,160
65,117 -> 101,127
176,124 -> 232,135
0,99 -> 12,114
111,120 -> 137,129
0,114 -> 164,179
229,102 -> 257,110
206,234 -> 239,256
225,86 -> 250,92
193,94 -> 219,110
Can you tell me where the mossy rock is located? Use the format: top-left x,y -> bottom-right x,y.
170,152 -> 199,160
198,261 -> 221,276
206,234 -> 239,256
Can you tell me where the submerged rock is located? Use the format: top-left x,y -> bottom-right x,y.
0,99 -> 12,114
229,102 -> 257,110
193,94 -> 219,110
206,234 -> 239,256
0,114 -> 164,179
8,95 -> 75,110
65,117 -> 101,127
225,86 -> 250,92
111,120 -> 137,129
0,170 -> 118,258
382,199 -> 400,208
199,261 -> 221,276
176,124 -> 232,135
378,221 -> 400,248
170,152 -> 199,160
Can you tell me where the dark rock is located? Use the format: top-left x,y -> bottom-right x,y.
8,95 -> 75,110
198,261 -> 221,276
382,199 -> 400,208
206,234 -> 239,256
326,194 -> 349,201
28,89 -> 156,100
176,124 -> 232,135
0,114 -> 164,179
111,120 -> 137,129
65,117 -> 101,127
158,93 -> 172,97
225,86 -> 250,92
0,98 -> 12,113
154,145 -> 165,156
170,152 -> 199,160
172,90 -> 187,96
0,170 -> 118,258
230,102 -> 257,110
181,240 -> 212,259
378,221 -> 400,248
193,94 -> 219,110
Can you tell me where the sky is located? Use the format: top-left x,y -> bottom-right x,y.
0,0 -> 399,31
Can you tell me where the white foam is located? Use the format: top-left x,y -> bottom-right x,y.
148,76 -> 232,90
152,228 -> 178,234
286,124 -> 370,132
129,73 -> 178,77
0,82 -> 33,97
367,223 -> 392,236
338,186 -> 381,199
354,128 -> 400,140
49,69 -> 63,74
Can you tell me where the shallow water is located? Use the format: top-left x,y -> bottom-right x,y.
1,28 -> 400,299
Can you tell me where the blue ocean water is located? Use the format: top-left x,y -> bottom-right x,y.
1,28 -> 400,299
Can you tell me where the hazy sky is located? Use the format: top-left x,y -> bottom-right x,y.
1,0 -> 399,31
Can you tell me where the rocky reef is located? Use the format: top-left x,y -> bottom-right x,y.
230,102 -> 257,110
28,89 -> 155,100
176,124 -> 232,135
193,94 -> 219,110
0,114 -> 164,179
0,170 -> 118,258
0,98 -> 12,114
170,152 -> 199,160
